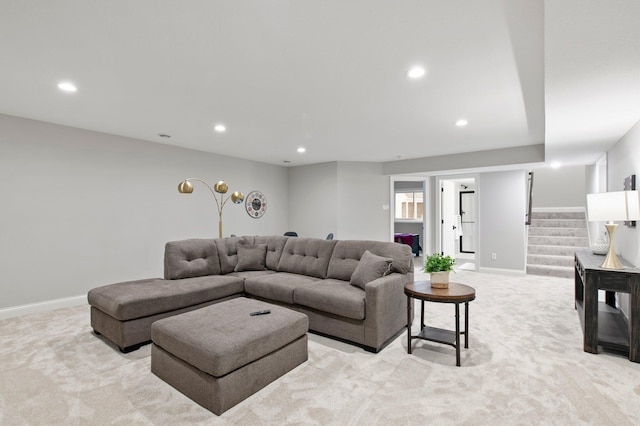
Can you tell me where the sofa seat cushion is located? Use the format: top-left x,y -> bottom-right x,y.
88,276 -> 244,321
293,279 -> 365,320
244,272 -> 320,304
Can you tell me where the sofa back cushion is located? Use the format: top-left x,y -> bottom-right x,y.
164,239 -> 221,280
215,236 -> 255,274
254,235 -> 288,270
327,240 -> 413,281
277,237 -> 338,279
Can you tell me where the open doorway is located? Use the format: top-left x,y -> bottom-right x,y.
392,179 -> 425,257
438,176 -> 478,271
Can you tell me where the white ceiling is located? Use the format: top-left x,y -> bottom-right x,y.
1,1 -> 639,169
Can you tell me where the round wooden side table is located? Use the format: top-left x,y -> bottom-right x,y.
404,281 -> 476,366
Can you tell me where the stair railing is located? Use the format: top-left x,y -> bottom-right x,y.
525,172 -> 534,225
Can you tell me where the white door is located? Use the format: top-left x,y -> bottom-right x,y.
441,181 -> 456,257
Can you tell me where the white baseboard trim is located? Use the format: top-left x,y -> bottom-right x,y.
478,267 -> 527,276
0,295 -> 86,320
531,207 -> 585,213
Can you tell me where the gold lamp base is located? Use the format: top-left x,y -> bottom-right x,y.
600,223 -> 624,269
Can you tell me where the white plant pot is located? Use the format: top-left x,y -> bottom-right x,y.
430,271 -> 450,289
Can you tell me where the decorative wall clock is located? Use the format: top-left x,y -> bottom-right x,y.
245,191 -> 267,218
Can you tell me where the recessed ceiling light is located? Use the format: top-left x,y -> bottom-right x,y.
57,81 -> 77,92
297,147 -> 306,154
455,119 -> 468,127
550,161 -> 562,168
407,66 -> 426,79
213,124 -> 226,133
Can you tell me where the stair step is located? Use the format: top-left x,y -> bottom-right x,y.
528,235 -> 589,247
526,264 -> 574,279
529,219 -> 587,228
528,227 -> 588,237
527,254 -> 574,268
527,245 -> 578,256
530,211 -> 585,220
527,210 -> 587,277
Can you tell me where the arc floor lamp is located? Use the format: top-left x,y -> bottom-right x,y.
177,178 -> 244,238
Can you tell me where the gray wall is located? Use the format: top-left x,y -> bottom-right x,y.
606,119 -> 640,317
478,170 -> 527,272
287,161 -> 390,241
337,162 -> 389,241
0,114 -> 288,309
532,165 -> 586,208
287,162 -> 338,239
3,112 -> 602,311
607,121 -> 640,264
585,155 -> 607,242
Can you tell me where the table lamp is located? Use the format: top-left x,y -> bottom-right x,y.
586,190 -> 640,269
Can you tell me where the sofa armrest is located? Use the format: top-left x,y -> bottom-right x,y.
363,272 -> 412,351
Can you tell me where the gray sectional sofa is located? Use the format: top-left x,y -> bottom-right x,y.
88,235 -> 414,353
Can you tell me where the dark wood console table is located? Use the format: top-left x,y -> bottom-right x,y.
574,249 -> 640,362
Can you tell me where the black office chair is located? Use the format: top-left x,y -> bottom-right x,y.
284,231 -> 298,237
326,233 -> 334,240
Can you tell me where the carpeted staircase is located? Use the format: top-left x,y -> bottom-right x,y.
526,211 -> 589,278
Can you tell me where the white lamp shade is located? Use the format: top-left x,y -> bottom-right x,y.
587,190 -> 640,222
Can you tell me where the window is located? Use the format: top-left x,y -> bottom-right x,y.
395,191 -> 423,220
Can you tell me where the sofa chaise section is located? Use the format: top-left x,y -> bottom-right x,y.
89,238 -> 247,352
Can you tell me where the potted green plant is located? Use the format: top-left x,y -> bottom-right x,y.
424,253 -> 456,288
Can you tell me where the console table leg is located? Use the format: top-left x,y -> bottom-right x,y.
584,273 -> 599,354
630,282 -> 640,362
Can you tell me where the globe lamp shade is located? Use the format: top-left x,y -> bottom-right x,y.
177,180 -> 194,193
213,180 -> 228,194
231,191 -> 244,204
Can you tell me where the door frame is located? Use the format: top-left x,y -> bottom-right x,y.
435,174 -> 480,270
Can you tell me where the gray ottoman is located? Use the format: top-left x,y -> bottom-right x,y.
150,297 -> 309,415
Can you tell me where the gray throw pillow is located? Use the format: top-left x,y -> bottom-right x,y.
350,250 -> 393,289
234,244 -> 268,272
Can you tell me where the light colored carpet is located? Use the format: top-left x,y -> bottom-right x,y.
2,269 -> 640,425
